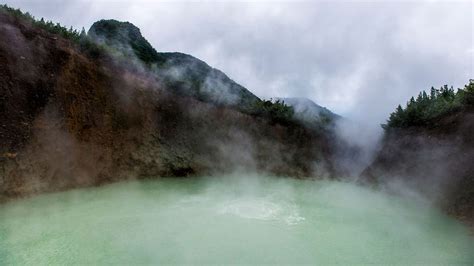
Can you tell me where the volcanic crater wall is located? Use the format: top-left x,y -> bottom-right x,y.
363,108 -> 474,226
0,11 -> 336,200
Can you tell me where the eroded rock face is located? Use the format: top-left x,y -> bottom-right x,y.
362,108 -> 474,226
0,11 -> 338,200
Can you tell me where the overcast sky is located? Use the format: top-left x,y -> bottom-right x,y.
5,0 -> 473,125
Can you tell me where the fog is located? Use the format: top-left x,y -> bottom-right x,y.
0,2 -> 473,263
1,0 -> 471,197
4,1 -> 471,180
1,175 -> 473,264
4,0 -> 472,125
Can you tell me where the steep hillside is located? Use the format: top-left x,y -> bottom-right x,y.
89,19 -> 260,110
0,8 -> 339,201
363,84 -> 474,226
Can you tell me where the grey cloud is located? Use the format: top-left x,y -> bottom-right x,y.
5,0 -> 472,126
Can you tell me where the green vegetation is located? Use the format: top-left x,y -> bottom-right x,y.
88,20 -> 165,64
0,4 -> 308,128
0,4 -> 262,112
250,99 -> 295,125
0,4 -> 102,57
383,80 -> 474,129
0,4 -> 82,41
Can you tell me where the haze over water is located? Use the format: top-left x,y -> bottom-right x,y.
1,175 -> 473,265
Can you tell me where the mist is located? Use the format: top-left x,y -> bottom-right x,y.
1,175 -> 473,264
0,1 -> 473,264
4,0 -> 470,180
4,0 -> 472,125
1,0 -> 471,210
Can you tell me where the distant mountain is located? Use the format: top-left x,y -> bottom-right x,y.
276,97 -> 340,127
89,19 -> 260,110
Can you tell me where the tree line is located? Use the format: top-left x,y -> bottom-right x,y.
383,80 -> 474,129
0,4 -> 102,58
0,4 -> 85,42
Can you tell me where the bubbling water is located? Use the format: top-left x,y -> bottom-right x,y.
0,175 -> 473,265
220,198 -> 283,220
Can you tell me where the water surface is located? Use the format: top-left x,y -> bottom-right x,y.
1,175 -> 473,264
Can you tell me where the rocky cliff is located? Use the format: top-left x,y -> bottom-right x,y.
363,106 -> 474,226
0,7 -> 340,200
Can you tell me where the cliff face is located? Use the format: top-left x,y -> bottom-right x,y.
0,11 -> 339,200
363,107 -> 474,226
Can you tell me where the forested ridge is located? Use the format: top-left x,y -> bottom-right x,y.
384,80 -> 474,129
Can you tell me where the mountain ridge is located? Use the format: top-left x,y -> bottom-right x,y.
88,19 -> 261,110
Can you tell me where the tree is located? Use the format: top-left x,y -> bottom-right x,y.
430,87 -> 437,99
250,99 -> 295,125
384,80 -> 472,130
462,79 -> 474,105
422,91 -> 428,101
80,27 -> 86,37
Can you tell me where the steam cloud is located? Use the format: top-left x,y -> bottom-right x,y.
1,0 -> 472,234
3,0 -> 470,125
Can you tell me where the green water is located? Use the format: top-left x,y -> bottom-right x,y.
1,175 -> 473,265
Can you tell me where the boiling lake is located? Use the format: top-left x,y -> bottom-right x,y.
0,175 -> 473,264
